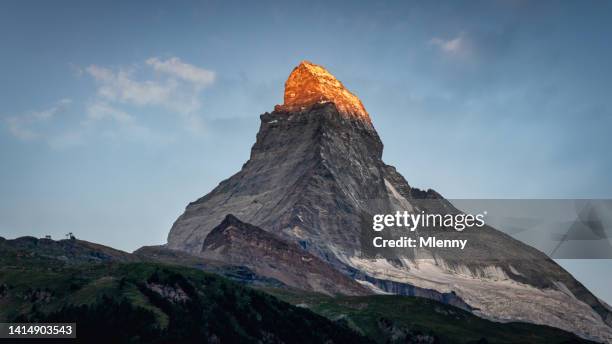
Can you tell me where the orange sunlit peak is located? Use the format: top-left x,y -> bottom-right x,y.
275,61 -> 371,121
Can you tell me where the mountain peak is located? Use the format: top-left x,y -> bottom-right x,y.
275,61 -> 370,121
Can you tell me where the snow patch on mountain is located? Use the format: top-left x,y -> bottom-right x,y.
349,256 -> 612,342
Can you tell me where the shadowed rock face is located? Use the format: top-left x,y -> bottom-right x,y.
167,62 -> 612,342
168,100 -> 437,259
201,214 -> 369,296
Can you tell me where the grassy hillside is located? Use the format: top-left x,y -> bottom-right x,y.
0,236 -> 596,343
0,238 -> 369,343
265,289 -> 595,344
1,264 -> 370,343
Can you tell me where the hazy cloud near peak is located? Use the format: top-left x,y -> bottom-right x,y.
146,57 -> 215,87
429,33 -> 469,55
5,98 -> 72,141
86,57 -> 215,117
83,57 -> 216,136
86,65 -> 177,107
86,101 -> 134,124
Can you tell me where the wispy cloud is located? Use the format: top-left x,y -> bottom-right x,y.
429,33 -> 467,55
5,98 -> 72,140
146,57 -> 215,87
86,57 -> 214,119
86,101 -> 134,124
82,101 -> 167,145
4,57 -> 214,147
86,65 -> 177,106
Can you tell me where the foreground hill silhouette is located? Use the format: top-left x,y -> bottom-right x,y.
0,237 -> 367,343
0,236 -> 596,343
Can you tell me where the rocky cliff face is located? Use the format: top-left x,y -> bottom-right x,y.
167,61 -> 612,342
201,214 -> 368,296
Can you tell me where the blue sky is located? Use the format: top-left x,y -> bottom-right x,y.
1,1 -> 611,301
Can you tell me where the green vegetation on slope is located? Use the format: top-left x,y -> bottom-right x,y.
0,236 -> 596,343
0,239 -> 369,343
265,289 -> 595,344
